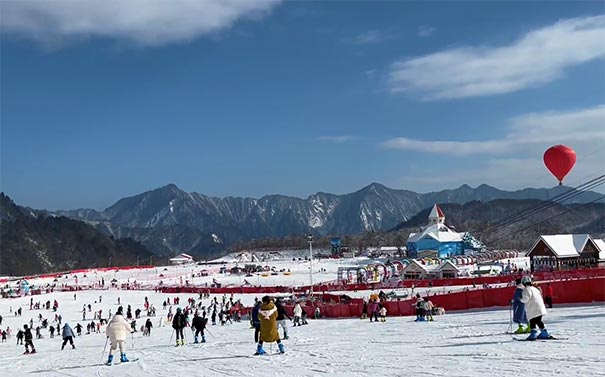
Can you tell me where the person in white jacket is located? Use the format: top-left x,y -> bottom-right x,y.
293,303 -> 302,327
519,276 -> 550,340
105,306 -> 132,364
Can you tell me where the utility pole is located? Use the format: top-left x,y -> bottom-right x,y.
307,234 -> 314,290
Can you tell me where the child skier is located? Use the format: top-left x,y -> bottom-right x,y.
293,303 -> 302,326
255,296 -> 285,355
512,278 -> 530,334
23,324 -> 36,354
519,276 -> 550,340
379,305 -> 387,322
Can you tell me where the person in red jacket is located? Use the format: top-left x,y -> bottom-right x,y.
544,283 -> 554,309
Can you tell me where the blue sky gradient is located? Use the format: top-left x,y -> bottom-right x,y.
1,1 -> 604,210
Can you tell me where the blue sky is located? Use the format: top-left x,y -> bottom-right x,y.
1,1 -> 604,210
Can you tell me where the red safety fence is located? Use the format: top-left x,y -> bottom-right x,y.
299,268 -> 605,293
278,277 -> 605,318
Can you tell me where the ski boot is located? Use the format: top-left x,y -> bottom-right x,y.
106,354 -> 113,365
194,336 -> 199,344
23,350 -> 30,355
120,353 -> 129,362
201,336 -> 206,343
283,334 -> 289,340
526,329 -> 538,341
514,325 -> 525,334
181,339 -> 186,346
278,343 -> 285,354
538,329 -> 551,339
524,325 -> 532,334
254,344 -> 266,355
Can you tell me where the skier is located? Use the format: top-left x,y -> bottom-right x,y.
275,299 -> 291,339
16,329 -> 24,345
49,325 -> 55,338
172,307 -> 187,346
75,323 -> 83,336
293,302 -> 302,326
61,323 -> 76,350
23,324 -> 36,354
105,306 -> 131,364
191,313 -> 208,343
251,300 -> 262,342
255,296 -> 285,355
512,278 -> 530,334
519,276 -> 550,340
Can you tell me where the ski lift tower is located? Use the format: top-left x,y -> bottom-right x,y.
307,234 -> 314,289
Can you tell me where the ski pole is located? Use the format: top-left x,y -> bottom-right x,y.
169,329 -> 174,345
205,327 -> 216,339
507,302 -> 513,334
101,337 -> 108,361
131,332 -> 135,350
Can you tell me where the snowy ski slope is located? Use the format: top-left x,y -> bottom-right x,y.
0,289 -> 603,377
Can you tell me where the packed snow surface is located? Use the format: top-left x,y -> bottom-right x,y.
0,289 -> 603,376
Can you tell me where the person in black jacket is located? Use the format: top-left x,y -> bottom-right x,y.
23,325 -> 36,354
172,307 -> 186,346
251,301 -> 262,342
275,299 -> 292,340
191,313 -> 208,343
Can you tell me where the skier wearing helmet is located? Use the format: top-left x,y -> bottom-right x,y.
519,276 -> 550,340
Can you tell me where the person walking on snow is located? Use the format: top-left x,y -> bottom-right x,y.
368,300 -> 379,322
545,283 -> 554,309
251,300 -> 262,343
61,323 -> 76,350
519,276 -> 550,340
293,303 -> 302,327
255,296 -> 285,355
105,306 -> 132,364
275,299 -> 291,339
512,278 -> 530,334
172,307 -> 187,346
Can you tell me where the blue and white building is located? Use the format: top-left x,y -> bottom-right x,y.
406,204 -> 482,258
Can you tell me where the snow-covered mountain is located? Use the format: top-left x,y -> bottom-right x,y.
54,183 -> 602,257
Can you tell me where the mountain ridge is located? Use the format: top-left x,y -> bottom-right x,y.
44,182 -> 603,258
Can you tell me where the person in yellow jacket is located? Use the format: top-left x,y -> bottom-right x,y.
255,296 -> 285,355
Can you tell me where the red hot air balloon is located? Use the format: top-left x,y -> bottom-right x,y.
543,145 -> 576,185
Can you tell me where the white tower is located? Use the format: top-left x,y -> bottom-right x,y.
428,204 -> 445,225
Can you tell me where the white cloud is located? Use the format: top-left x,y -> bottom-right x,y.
350,30 -> 397,44
417,25 -> 436,37
388,15 -> 605,99
318,135 -> 356,143
0,0 -> 281,46
381,105 -> 605,156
